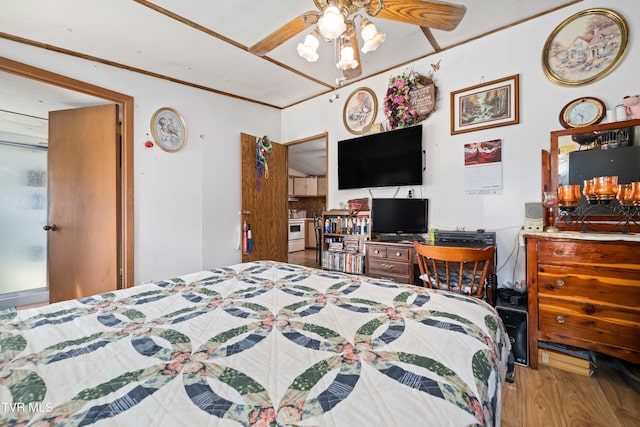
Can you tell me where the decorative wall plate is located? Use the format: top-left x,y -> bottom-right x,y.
150,107 -> 187,152
542,8 -> 629,86
343,87 -> 377,134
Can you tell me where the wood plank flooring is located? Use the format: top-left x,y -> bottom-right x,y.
289,249 -> 640,427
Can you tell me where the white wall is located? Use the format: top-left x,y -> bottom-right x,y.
0,39 -> 281,284
282,0 -> 640,286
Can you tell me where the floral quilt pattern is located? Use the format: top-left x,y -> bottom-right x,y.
0,261 -> 510,426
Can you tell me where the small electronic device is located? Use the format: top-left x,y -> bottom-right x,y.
524,202 -> 543,232
371,198 -> 428,237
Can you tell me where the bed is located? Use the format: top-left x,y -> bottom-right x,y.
0,261 -> 511,426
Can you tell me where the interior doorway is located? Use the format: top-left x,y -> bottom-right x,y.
0,57 -> 134,306
285,133 -> 328,267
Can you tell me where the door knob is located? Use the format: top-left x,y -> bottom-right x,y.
43,224 -> 57,231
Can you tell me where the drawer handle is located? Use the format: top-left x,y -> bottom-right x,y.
395,251 -> 401,257
374,250 -> 380,255
556,316 -> 565,324
555,279 -> 565,287
383,263 -> 394,270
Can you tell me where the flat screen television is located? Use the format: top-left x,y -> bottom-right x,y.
338,125 -> 423,190
371,198 -> 429,235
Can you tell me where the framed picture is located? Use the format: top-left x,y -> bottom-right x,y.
542,8 -> 629,86
150,107 -> 187,152
450,74 -> 520,135
343,87 -> 377,134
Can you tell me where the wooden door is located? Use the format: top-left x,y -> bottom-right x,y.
240,133 -> 288,262
47,104 -> 120,302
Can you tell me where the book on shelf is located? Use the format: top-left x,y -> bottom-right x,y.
328,241 -> 344,251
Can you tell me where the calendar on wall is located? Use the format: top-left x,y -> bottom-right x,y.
463,139 -> 503,194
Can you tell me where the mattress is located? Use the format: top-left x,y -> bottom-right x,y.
0,261 -> 511,426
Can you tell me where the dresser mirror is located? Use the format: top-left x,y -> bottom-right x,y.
549,118 -> 640,232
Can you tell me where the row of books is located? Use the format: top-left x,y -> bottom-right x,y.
321,251 -> 365,274
325,236 -> 365,253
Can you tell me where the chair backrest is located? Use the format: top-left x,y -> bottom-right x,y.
413,242 -> 495,298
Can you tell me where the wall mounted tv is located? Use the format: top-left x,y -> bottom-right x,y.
371,198 -> 429,235
338,125 -> 424,190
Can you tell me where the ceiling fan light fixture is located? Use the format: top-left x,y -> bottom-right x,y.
297,30 -> 320,62
336,44 -> 358,70
318,5 -> 346,40
360,18 -> 385,53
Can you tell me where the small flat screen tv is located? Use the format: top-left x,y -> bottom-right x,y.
338,125 -> 423,189
371,198 -> 429,235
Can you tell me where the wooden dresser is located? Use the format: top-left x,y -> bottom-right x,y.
366,241 -> 416,284
525,232 -> 640,369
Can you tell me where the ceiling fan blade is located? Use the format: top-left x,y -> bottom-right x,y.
372,0 -> 466,31
343,25 -> 362,80
249,12 -> 317,56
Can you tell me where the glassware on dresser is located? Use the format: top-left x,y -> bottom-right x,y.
543,191 -> 559,232
583,179 -> 598,204
558,184 -> 581,210
593,176 -> 618,203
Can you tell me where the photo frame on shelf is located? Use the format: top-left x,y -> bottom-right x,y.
150,107 -> 187,152
542,8 -> 629,87
450,74 -> 520,135
343,87 -> 377,135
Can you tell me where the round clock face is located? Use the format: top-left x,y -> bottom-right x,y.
559,97 -> 605,128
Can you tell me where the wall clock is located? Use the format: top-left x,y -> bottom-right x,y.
558,97 -> 605,128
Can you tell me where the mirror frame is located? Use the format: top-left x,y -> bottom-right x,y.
549,117 -> 640,232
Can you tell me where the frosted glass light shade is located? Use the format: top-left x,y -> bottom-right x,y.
336,46 -> 358,70
297,31 -> 320,62
318,6 -> 346,40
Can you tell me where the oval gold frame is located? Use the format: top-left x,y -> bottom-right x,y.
542,8 -> 629,87
150,107 -> 188,152
343,87 -> 378,135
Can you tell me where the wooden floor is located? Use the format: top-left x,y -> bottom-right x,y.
288,249 -> 640,427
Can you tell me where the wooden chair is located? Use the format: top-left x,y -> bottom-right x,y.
413,242 -> 495,299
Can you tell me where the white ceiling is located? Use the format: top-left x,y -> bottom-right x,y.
0,0 -> 580,110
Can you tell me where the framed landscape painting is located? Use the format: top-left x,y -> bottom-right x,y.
450,74 -> 520,135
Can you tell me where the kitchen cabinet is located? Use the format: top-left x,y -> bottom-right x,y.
291,176 -> 326,197
525,232 -> 640,369
305,219 -> 317,249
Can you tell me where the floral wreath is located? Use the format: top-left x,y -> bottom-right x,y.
383,72 -> 419,129
383,72 -> 436,129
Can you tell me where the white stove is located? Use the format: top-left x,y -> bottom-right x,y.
288,218 -> 306,252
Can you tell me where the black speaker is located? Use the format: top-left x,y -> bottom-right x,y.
497,304 -> 528,366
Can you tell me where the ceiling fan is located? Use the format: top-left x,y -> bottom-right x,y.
248,0 -> 466,80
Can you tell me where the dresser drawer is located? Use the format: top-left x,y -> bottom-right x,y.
539,299 -> 640,357
367,245 -> 411,262
537,264 -> 640,308
368,258 -> 411,276
367,270 -> 411,284
537,240 -> 640,266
